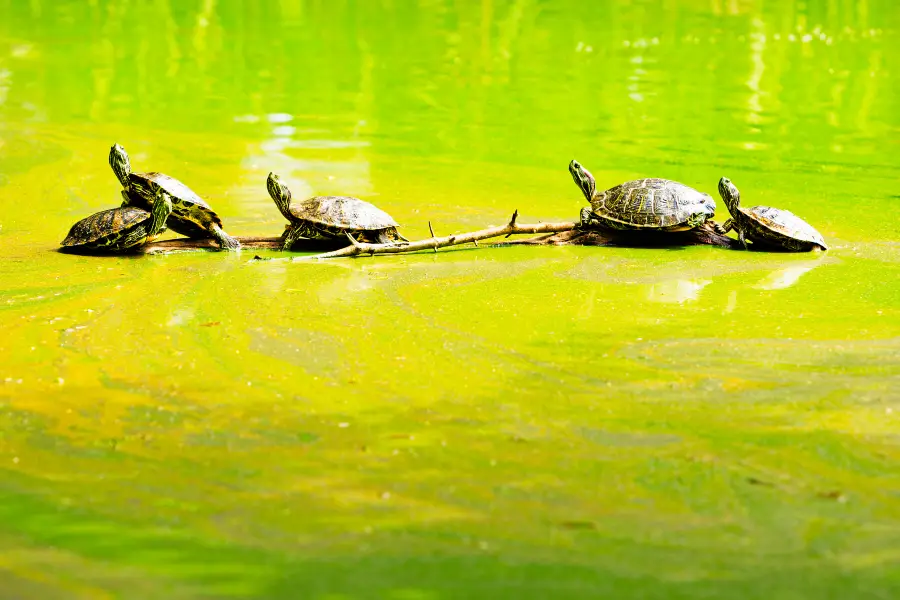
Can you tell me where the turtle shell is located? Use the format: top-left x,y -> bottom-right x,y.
741,205 -> 827,250
130,172 -> 224,231
590,178 -> 716,230
61,206 -> 153,248
289,196 -> 400,231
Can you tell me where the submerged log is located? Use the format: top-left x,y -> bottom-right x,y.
506,227 -> 741,249
137,236 -> 285,254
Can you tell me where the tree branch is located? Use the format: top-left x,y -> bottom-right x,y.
262,212 -> 578,261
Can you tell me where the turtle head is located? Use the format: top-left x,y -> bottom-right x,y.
109,143 -> 132,189
718,177 -> 741,214
267,172 -> 294,220
148,189 -> 173,237
569,159 -> 596,202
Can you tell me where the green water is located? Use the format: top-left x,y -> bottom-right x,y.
1,0 -> 899,597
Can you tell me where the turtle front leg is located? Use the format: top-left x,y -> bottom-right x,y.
281,225 -> 310,251
737,227 -> 748,249
709,220 -> 728,235
121,188 -> 173,251
579,207 -> 596,229
120,190 -> 133,207
120,223 -> 165,251
719,219 -> 734,234
209,223 -> 241,251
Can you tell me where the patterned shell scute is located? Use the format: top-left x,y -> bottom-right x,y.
592,178 -> 715,228
61,206 -> 150,246
290,196 -> 399,230
133,172 -> 204,205
131,172 -> 223,227
745,205 -> 827,249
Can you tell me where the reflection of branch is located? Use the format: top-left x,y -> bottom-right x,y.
271,211 -> 578,261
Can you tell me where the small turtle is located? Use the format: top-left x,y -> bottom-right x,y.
266,172 -> 408,249
717,177 -> 827,251
569,159 -> 721,233
109,143 -> 240,250
61,189 -> 173,253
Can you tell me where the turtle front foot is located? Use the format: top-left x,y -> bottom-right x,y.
579,207 -> 595,230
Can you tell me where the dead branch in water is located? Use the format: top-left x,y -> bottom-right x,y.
261,211 -> 579,261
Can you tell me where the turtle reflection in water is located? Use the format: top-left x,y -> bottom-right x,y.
569,159 -> 723,234
110,143 -> 240,250
266,172 -> 408,250
718,177 -> 827,252
61,189 -> 173,253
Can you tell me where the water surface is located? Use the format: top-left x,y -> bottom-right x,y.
1,1 -> 899,598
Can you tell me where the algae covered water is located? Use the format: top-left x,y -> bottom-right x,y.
1,1 -> 899,597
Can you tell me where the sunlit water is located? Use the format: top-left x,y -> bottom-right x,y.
1,1 -> 899,598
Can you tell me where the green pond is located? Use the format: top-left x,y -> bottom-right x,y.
2,0 -> 899,597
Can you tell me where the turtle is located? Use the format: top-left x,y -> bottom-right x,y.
569,159 -> 723,233
61,189 -> 173,253
717,177 -> 827,251
109,143 -> 240,250
266,172 -> 408,249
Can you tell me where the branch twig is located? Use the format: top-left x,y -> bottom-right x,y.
427,221 -> 437,253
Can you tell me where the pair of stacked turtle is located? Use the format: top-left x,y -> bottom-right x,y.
569,161 -> 827,251
61,144 -> 405,252
62,144 -> 241,252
